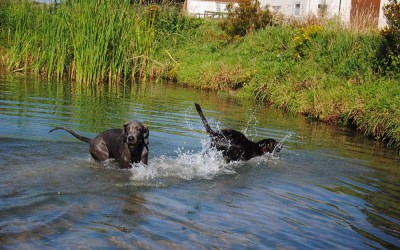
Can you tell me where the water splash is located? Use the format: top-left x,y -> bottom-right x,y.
128,132 -> 291,187
128,107 -> 291,186
242,109 -> 258,138
273,132 -> 293,154
128,138 -> 234,186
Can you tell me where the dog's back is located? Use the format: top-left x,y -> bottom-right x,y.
195,103 -> 277,162
195,103 -> 263,162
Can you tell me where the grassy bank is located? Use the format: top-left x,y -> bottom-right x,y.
154,21 -> 400,151
0,1 -> 399,151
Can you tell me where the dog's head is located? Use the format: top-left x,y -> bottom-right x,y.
122,120 -> 149,150
257,138 -> 281,154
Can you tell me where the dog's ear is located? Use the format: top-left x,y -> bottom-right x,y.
143,125 -> 149,145
122,121 -> 129,142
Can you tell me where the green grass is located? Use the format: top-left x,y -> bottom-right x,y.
154,21 -> 400,151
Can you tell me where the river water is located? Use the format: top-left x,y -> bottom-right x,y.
0,72 -> 399,249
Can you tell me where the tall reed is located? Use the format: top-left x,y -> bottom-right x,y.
6,0 -> 158,85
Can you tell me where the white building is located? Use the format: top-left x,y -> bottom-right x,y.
185,0 -> 238,18
378,0 -> 389,28
264,0 -> 351,21
184,0 -> 389,28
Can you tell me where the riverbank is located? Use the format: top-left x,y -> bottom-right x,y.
0,1 -> 399,152
153,21 -> 400,151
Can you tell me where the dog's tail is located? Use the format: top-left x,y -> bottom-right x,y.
194,103 -> 217,136
49,126 -> 92,143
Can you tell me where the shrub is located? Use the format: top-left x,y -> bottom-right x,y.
293,25 -> 323,59
219,0 -> 274,39
153,5 -> 203,37
375,0 -> 400,75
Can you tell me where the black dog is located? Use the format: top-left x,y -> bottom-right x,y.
195,103 -> 280,162
49,120 -> 149,168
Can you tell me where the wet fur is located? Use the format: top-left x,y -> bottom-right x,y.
49,120 -> 149,168
195,103 -> 279,162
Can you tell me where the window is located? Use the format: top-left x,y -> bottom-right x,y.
318,3 -> 328,11
272,6 -> 281,12
294,3 -> 301,16
318,3 -> 328,16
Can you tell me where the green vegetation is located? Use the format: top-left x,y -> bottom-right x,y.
155,5 -> 400,150
0,0 -> 193,85
0,0 -> 399,151
219,0 -> 274,39
375,0 -> 400,75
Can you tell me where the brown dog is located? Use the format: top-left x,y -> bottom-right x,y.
49,121 -> 149,168
195,103 -> 280,162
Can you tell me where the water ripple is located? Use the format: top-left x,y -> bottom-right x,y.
1,75 -> 400,249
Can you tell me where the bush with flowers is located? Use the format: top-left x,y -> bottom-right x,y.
375,0 -> 400,75
293,25 -> 324,59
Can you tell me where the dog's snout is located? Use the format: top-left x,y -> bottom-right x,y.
274,142 -> 282,152
128,135 -> 136,142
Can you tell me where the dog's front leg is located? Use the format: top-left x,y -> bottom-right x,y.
140,145 -> 148,165
118,147 -> 133,168
119,156 -> 132,168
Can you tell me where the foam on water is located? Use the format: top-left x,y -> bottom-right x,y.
129,139 -> 230,186
128,136 -> 287,187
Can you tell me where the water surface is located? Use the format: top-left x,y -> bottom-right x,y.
1,72 -> 399,249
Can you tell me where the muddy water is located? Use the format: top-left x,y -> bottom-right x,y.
0,72 -> 399,249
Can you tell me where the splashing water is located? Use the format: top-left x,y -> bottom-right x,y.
273,132 -> 293,154
128,132 -> 291,186
128,108 -> 291,186
242,109 -> 258,138
129,139 -> 232,186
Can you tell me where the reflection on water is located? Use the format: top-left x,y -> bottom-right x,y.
0,72 -> 399,249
